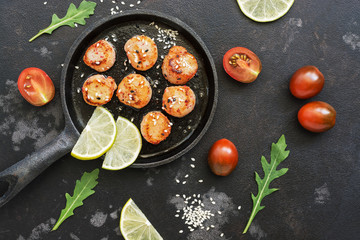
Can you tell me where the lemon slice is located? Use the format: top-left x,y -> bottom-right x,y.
71,107 -> 116,160
120,198 -> 163,240
237,0 -> 294,22
102,116 -> 142,170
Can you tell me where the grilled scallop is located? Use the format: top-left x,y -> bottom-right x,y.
83,39 -> 116,72
162,46 -> 198,84
124,35 -> 158,71
162,86 -> 196,118
116,74 -> 152,109
140,111 -> 172,145
82,74 -> 117,106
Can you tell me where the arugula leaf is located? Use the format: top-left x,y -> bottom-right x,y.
29,0 -> 97,42
52,168 -> 99,231
243,135 -> 290,234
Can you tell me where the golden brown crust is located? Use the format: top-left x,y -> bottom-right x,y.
162,86 -> 196,118
124,35 -> 158,71
83,40 -> 116,72
162,46 -> 198,84
116,74 -> 152,109
140,111 -> 171,145
82,74 -> 117,106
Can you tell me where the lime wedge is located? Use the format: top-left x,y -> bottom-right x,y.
120,198 -> 163,240
71,107 -> 116,160
102,116 -> 142,170
237,0 -> 294,22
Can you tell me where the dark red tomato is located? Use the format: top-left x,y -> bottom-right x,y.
208,139 -> 238,176
223,47 -> 262,83
18,67 -> 55,106
298,101 -> 336,132
290,66 -> 324,99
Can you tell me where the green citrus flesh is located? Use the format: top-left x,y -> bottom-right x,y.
237,0 -> 294,22
102,116 -> 142,170
71,107 -> 116,160
120,199 -> 163,240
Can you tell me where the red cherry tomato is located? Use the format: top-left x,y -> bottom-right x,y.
223,47 -> 262,83
298,101 -> 336,132
208,139 -> 238,176
18,67 -> 55,106
290,66 -> 324,99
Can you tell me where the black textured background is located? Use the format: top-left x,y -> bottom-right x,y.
0,0 -> 359,239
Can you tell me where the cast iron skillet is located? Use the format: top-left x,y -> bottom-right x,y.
0,10 -> 218,207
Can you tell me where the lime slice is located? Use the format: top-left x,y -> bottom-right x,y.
120,199 -> 163,240
102,116 -> 142,170
71,107 -> 116,160
237,0 -> 294,22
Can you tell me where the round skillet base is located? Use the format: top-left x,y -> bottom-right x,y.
62,10 -> 218,167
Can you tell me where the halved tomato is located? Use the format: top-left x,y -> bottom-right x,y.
223,47 -> 262,83
18,67 -> 55,106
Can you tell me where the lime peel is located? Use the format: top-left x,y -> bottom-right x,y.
120,198 -> 163,240
102,116 -> 142,170
237,0 -> 295,22
71,106 -> 116,160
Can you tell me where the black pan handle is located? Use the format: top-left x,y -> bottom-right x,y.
0,125 -> 78,208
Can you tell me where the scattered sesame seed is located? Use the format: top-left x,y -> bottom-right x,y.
175,179 -> 180,183
238,206 -> 242,210
220,233 -> 224,237
129,4 -> 134,7
80,73 -> 84,78
44,1 -> 47,5
179,230 -> 183,233
184,174 -> 189,178
182,181 -> 186,184
191,157 -> 195,161
75,66 -> 79,69
190,164 -> 195,168
198,179 -> 203,183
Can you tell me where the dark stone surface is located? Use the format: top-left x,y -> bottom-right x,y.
0,0 -> 359,239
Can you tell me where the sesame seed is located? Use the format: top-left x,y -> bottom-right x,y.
191,157 -> 195,161
184,174 -> 189,178
238,206 -> 242,210
198,179 -> 203,183
220,233 -> 224,237
179,230 -> 183,233
182,181 -> 186,184
190,164 -> 195,168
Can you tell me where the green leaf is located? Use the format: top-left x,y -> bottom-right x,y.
29,0 -> 97,42
52,168 -> 99,231
243,135 -> 290,234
